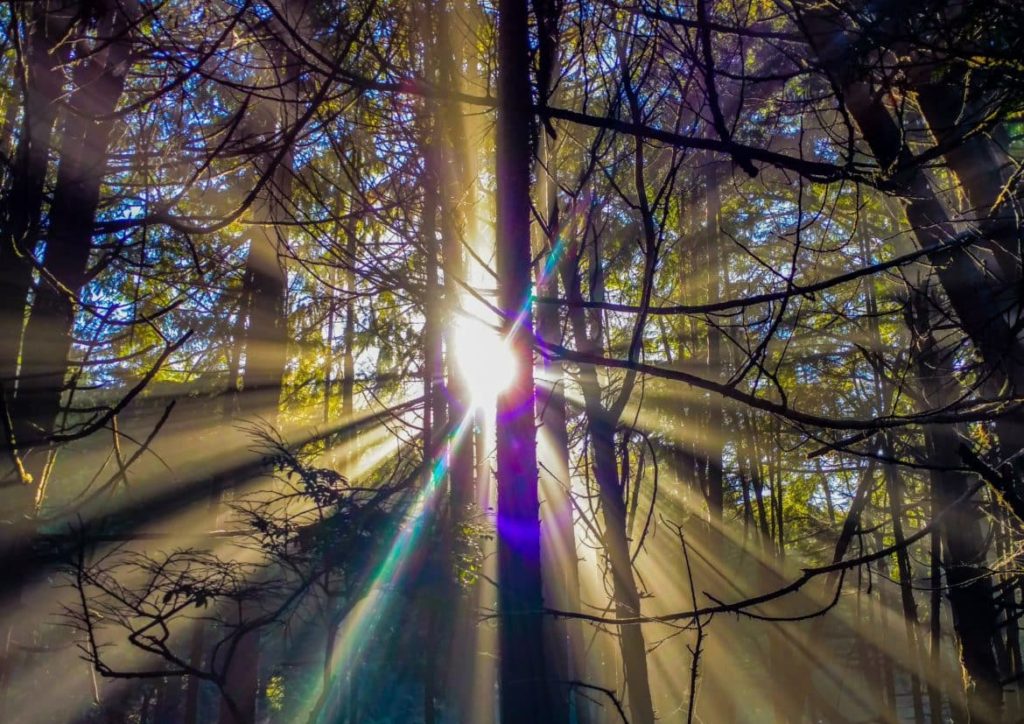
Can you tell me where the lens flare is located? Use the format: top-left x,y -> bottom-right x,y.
453,316 -> 516,406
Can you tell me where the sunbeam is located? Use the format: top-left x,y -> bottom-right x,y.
1,0 -> 1021,721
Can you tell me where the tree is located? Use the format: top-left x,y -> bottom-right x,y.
0,1 -> 1023,721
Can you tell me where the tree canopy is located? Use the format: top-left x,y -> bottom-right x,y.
0,0 -> 1023,722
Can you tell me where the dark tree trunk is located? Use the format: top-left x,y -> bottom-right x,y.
907,287 -> 1003,723
0,4 -> 75,392
695,160 -> 734,724
13,11 -> 130,507
420,131 -> 445,724
531,3 -> 586,714
217,627 -> 259,724
863,226 -> 926,723
561,232 -> 654,722
183,622 -> 206,724
341,205 -> 357,472
911,60 -> 1020,291
881,445 -> 927,724
153,673 -> 183,724
702,165 -> 725,526
798,2 -> 1024,443
235,186 -> 289,422
913,72 -> 1024,487
217,14 -> 303,718
536,246 -> 584,724
592,414 -> 654,724
495,0 -> 551,720
216,147 -> 290,724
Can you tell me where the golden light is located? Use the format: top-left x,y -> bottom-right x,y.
452,316 -> 517,406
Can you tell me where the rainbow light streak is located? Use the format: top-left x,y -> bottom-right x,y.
313,233 -> 569,719
507,233 -> 568,345
312,408 -> 477,721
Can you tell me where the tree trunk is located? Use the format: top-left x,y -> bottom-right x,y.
928,495 -> 945,722
912,66 -> 1020,291
218,15 -> 302,718
0,4 -> 75,391
495,0 -> 551,720
907,286 -> 1003,723
420,131 -> 444,724
881,444 -> 926,724
695,159 -> 734,724
592,414 -> 655,724
12,10 -> 130,508
863,223 -> 926,723
560,222 -> 655,723
530,5 -> 586,713
342,205 -> 357,472
798,2 -> 1024,469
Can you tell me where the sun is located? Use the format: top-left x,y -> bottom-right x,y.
452,316 -> 517,406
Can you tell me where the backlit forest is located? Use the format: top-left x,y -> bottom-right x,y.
0,0 -> 1022,722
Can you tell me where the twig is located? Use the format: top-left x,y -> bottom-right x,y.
558,680 -> 630,723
